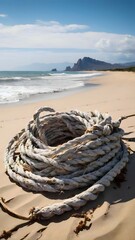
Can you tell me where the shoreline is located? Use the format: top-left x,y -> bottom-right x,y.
0,70 -> 103,106
0,81 -> 100,108
0,71 -> 135,240
0,71 -> 103,107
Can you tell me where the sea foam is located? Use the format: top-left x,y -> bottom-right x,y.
0,71 -> 101,104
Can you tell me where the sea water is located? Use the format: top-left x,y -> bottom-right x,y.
0,71 -> 102,104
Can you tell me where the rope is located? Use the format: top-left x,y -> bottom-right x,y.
4,107 -> 134,220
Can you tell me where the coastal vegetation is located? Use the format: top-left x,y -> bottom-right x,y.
110,66 -> 135,72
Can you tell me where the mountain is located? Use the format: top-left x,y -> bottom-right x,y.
122,62 -> 135,67
15,58 -> 135,71
15,62 -> 73,71
65,57 -> 135,71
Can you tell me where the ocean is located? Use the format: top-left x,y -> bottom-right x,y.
0,71 -> 102,104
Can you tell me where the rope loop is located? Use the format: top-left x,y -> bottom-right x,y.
4,107 -> 134,220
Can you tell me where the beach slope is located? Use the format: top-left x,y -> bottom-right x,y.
0,71 -> 135,240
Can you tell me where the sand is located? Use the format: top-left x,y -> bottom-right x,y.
0,71 -> 135,240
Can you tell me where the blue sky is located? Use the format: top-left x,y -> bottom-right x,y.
0,0 -> 135,70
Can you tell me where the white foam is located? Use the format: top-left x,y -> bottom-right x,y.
0,72 -> 102,103
0,76 -> 31,82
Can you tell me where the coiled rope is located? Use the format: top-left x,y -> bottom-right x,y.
3,107 -> 135,220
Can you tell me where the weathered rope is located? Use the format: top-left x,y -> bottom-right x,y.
4,107 -> 134,220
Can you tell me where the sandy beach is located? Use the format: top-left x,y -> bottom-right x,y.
0,71 -> 135,240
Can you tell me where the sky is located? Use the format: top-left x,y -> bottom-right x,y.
0,0 -> 135,70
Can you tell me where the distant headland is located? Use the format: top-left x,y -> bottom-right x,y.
65,57 -> 135,71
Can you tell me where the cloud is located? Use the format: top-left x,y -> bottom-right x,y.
0,20 -> 134,53
0,20 -> 135,69
95,38 -> 111,50
95,34 -> 135,54
35,20 -> 88,32
118,35 -> 135,53
0,14 -> 7,18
